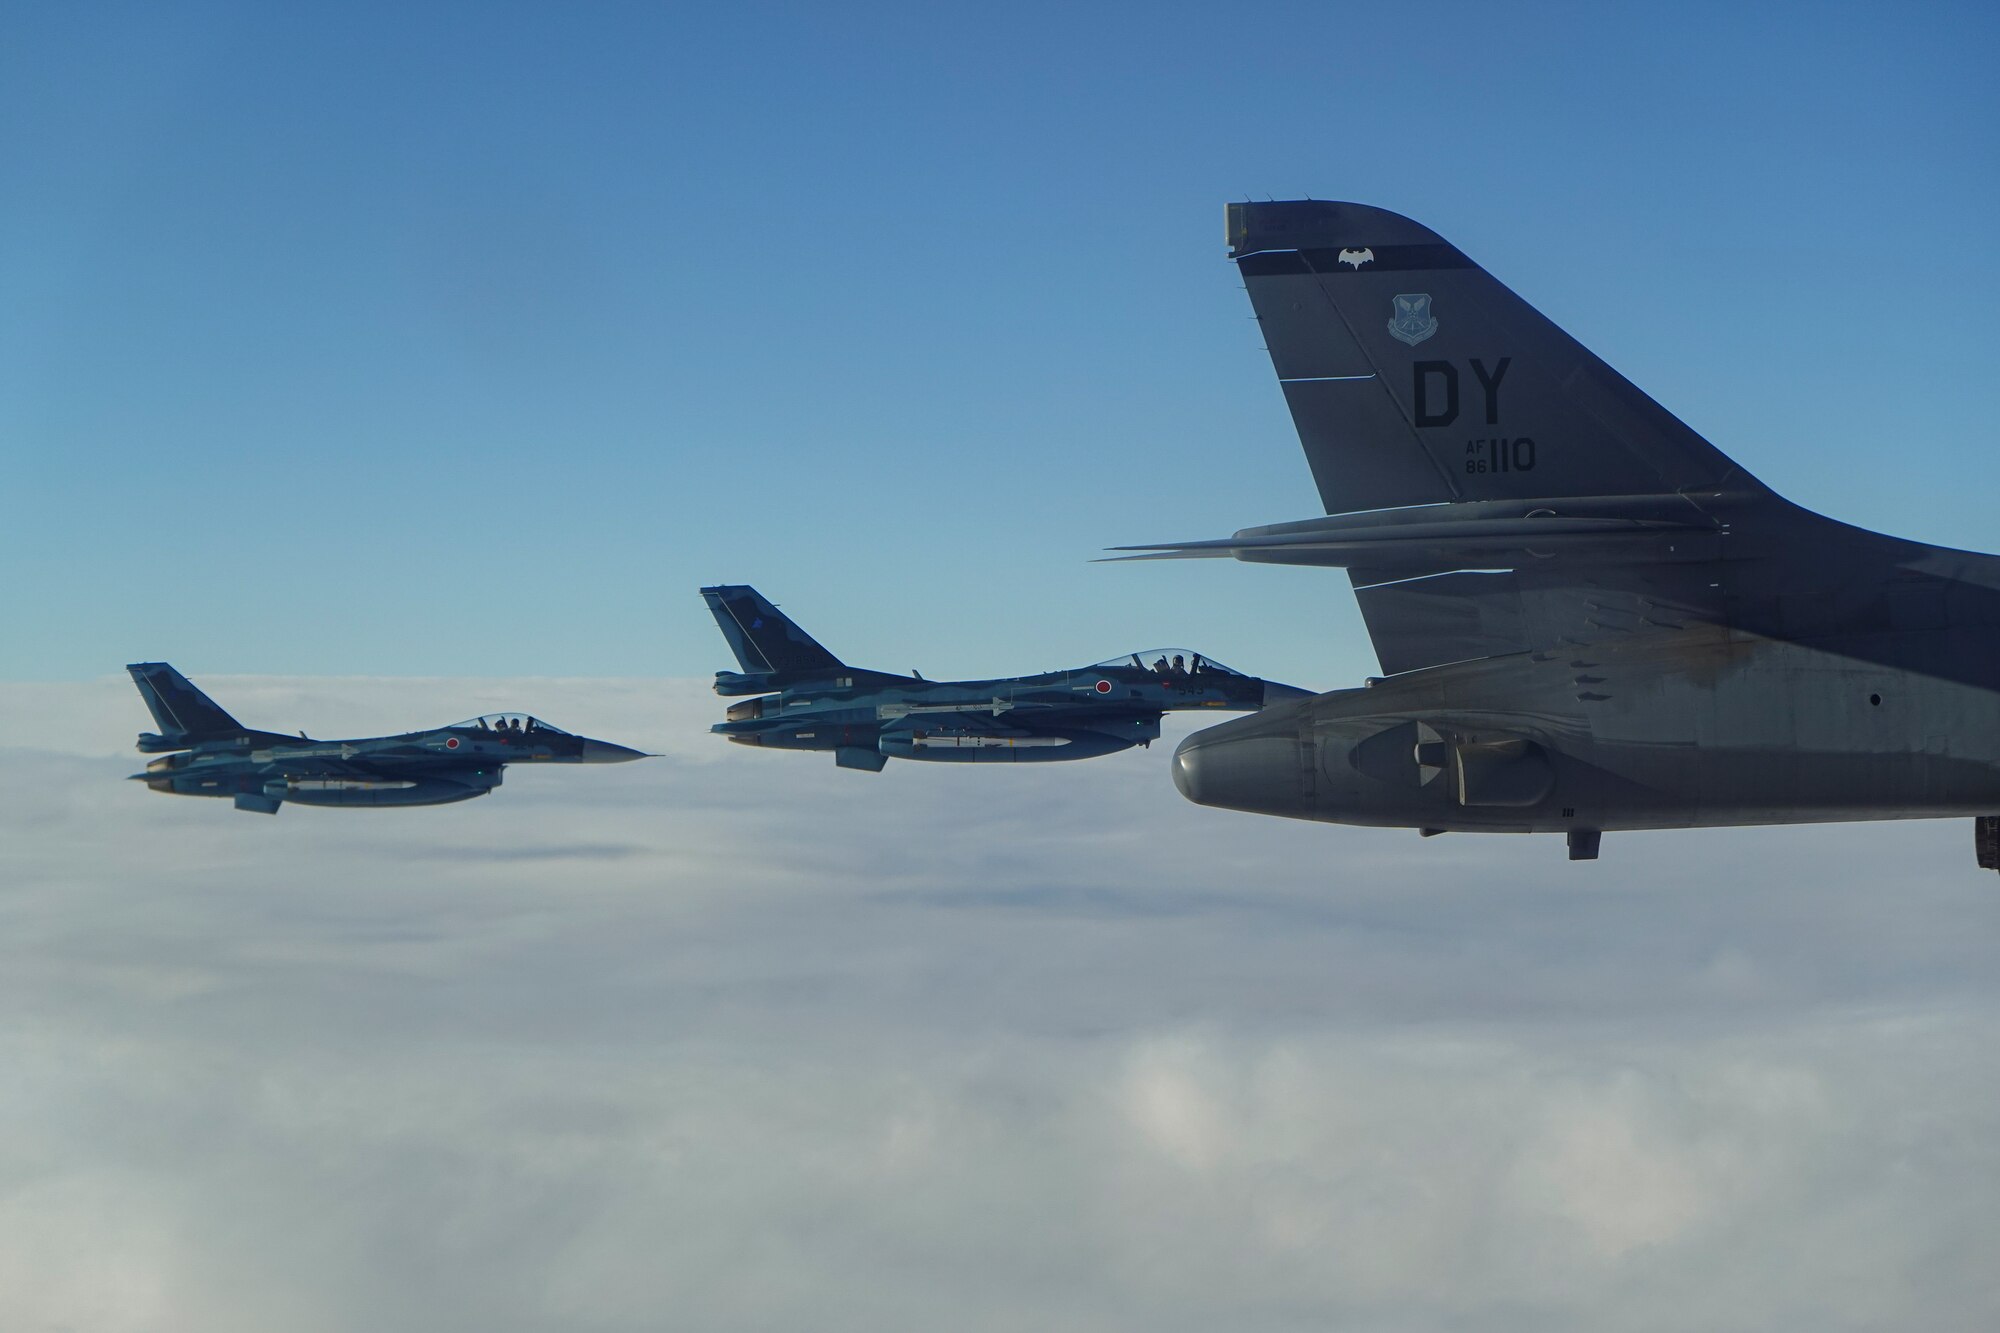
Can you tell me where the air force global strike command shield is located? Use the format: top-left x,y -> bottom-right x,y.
1111,200 -> 2000,870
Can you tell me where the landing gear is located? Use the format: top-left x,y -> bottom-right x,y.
1567,829 -> 1601,862
1977,817 -> 2000,872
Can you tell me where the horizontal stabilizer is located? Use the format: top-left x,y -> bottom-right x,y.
1109,495 -> 1728,574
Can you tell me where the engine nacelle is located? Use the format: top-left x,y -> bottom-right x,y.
714,671 -> 778,697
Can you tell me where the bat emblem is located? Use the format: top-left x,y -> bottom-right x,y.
1337,247 -> 1375,269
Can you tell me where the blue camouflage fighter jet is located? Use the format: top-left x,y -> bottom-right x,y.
701,585 -> 1307,771
127,662 -> 646,813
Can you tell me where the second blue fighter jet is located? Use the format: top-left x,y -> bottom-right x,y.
701,585 -> 1307,771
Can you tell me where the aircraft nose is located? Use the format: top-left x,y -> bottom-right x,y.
578,739 -> 648,764
1172,729 -> 1313,817
1259,679 -> 1313,706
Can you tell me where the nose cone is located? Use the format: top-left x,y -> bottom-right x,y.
1172,725 -> 1314,818
1258,679 -> 1313,707
578,738 -> 649,764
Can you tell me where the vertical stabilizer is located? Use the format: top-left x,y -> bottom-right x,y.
126,662 -> 245,743
1227,200 -> 1767,515
699,586 -> 847,679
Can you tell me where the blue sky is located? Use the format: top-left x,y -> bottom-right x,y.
4,2 -> 1996,686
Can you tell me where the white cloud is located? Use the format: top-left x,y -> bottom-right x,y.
1,676 -> 1997,1331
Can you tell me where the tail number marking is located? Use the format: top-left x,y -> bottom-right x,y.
1464,438 -> 1537,473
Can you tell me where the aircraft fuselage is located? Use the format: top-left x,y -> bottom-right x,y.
127,663 -> 648,814
1176,621 -> 2000,833
717,659 -> 1289,768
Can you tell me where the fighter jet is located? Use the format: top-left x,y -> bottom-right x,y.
1118,200 -> 2000,867
701,585 -> 1306,770
127,662 -> 646,813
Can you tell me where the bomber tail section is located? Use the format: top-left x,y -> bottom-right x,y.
1111,200 -> 1824,678
1225,199 -> 1768,516
126,662 -> 254,751
700,586 -> 851,695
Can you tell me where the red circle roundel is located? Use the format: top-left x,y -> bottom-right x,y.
1094,679 -> 1113,694
445,736 -> 461,750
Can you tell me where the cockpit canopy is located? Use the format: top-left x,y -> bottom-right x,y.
1092,650 -> 1248,678
446,714 -> 574,735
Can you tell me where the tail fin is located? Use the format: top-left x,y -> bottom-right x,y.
699,586 -> 846,692
1227,201 -> 1768,516
127,662 -> 246,748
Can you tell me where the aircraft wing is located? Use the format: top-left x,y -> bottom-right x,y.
1109,502 -> 1735,675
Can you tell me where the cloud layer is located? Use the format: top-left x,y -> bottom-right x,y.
3,676 -> 1997,1332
